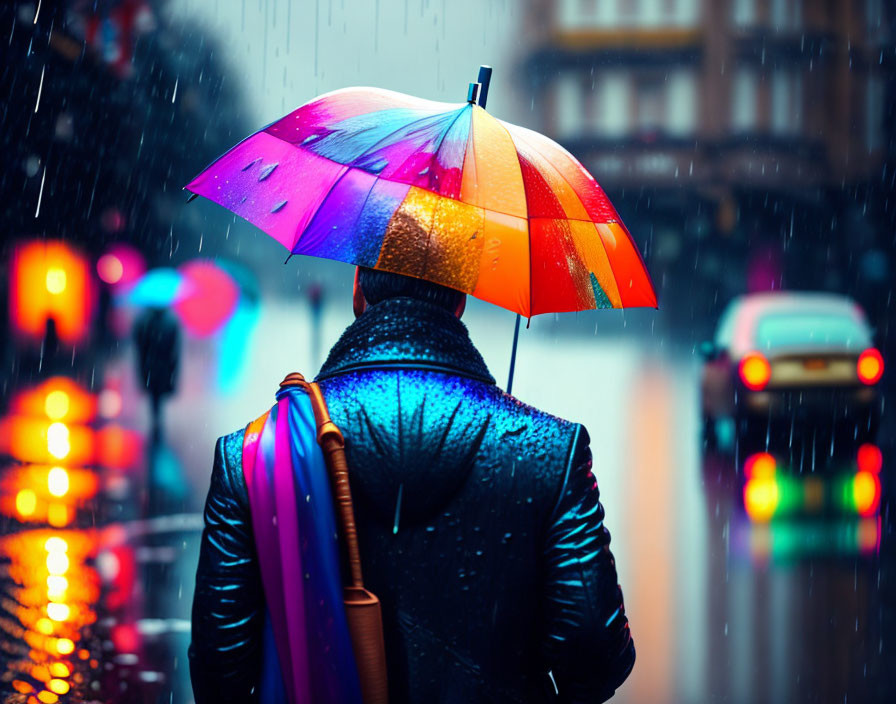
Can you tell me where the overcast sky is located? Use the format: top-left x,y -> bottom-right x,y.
168,0 -> 525,128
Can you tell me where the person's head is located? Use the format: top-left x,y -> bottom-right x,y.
353,267 -> 466,319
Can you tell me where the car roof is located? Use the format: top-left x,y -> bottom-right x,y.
718,292 -> 869,354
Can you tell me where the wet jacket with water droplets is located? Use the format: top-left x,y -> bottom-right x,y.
189,297 -> 635,703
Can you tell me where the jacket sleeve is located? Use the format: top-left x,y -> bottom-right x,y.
189,433 -> 264,703
542,425 -> 635,703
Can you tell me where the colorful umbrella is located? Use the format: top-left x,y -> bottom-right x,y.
122,268 -> 193,307
186,68 -> 656,387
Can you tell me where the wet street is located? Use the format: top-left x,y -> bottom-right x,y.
1,300 -> 892,703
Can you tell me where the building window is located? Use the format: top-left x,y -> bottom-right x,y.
732,0 -> 755,28
732,68 -> 758,132
596,71 -> 630,137
557,0 -> 613,28
558,0 -> 698,29
866,76 -> 883,153
771,69 -> 802,134
667,70 -> 698,136
635,77 -> 664,134
771,0 -> 802,31
555,73 -> 585,139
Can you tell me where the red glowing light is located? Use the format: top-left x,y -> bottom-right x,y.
744,452 -> 776,479
739,352 -> 771,391
857,443 -> 882,475
174,260 -> 239,337
857,348 -> 884,385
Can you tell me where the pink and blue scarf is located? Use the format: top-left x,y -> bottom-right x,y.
242,385 -> 363,704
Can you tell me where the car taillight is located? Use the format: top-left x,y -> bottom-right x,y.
739,352 -> 771,391
857,443 -> 882,474
857,348 -> 884,385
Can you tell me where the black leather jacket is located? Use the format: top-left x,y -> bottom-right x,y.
190,298 -> 634,703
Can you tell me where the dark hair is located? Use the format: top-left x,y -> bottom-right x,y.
358,267 -> 465,312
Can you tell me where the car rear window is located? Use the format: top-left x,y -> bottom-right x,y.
756,312 -> 871,351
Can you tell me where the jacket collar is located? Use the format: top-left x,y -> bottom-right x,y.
316,297 -> 495,385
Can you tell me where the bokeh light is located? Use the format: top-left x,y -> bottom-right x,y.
47,468 -> 69,497
96,254 -> 124,284
44,268 -> 67,295
46,423 -> 70,460
16,489 -> 37,517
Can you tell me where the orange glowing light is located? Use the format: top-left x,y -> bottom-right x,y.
46,552 -> 69,576
0,416 -> 95,465
48,663 -> 69,678
46,576 -> 68,599
744,452 -> 776,479
54,638 -> 74,655
857,443 -> 883,474
46,467 -> 69,497
853,471 -> 881,517
46,504 -> 70,528
37,689 -> 59,703
44,536 -> 67,553
744,477 -> 779,522
35,618 -> 55,635
47,680 -> 69,696
857,348 -> 884,385
44,391 -> 70,421
12,679 -> 34,694
16,489 -> 37,517
12,377 -> 97,423
96,254 -> 124,284
45,268 -> 67,295
46,603 -> 70,622
10,240 -> 95,344
739,351 -> 771,391
46,422 -> 70,460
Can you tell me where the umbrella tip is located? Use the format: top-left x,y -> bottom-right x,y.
477,65 -> 492,109
467,82 -> 481,105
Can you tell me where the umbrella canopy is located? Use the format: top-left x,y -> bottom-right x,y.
186,86 -> 656,318
122,268 -> 194,307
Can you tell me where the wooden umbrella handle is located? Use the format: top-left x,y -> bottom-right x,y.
279,373 -> 364,589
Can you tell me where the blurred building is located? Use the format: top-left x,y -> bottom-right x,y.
518,0 -> 891,333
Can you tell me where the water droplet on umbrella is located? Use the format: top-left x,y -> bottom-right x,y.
271,200 -> 288,213
242,158 -> 261,171
258,163 -> 279,181
302,134 -> 320,145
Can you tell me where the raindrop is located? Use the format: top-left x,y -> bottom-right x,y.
271,200 -> 288,213
258,163 -> 279,181
392,483 -> 404,535
242,157 -> 261,171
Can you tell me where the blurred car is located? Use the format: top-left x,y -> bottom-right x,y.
701,292 -> 883,445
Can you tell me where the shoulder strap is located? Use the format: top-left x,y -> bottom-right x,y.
278,373 -> 365,590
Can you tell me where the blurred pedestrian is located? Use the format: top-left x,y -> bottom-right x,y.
190,267 -> 635,703
133,306 -> 180,443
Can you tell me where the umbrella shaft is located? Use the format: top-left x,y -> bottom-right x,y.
507,313 -> 521,394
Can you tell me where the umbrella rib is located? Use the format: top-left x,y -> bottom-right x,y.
506,126 -> 627,307
288,165 -> 351,252
491,116 -> 534,319
343,108 -> 464,170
